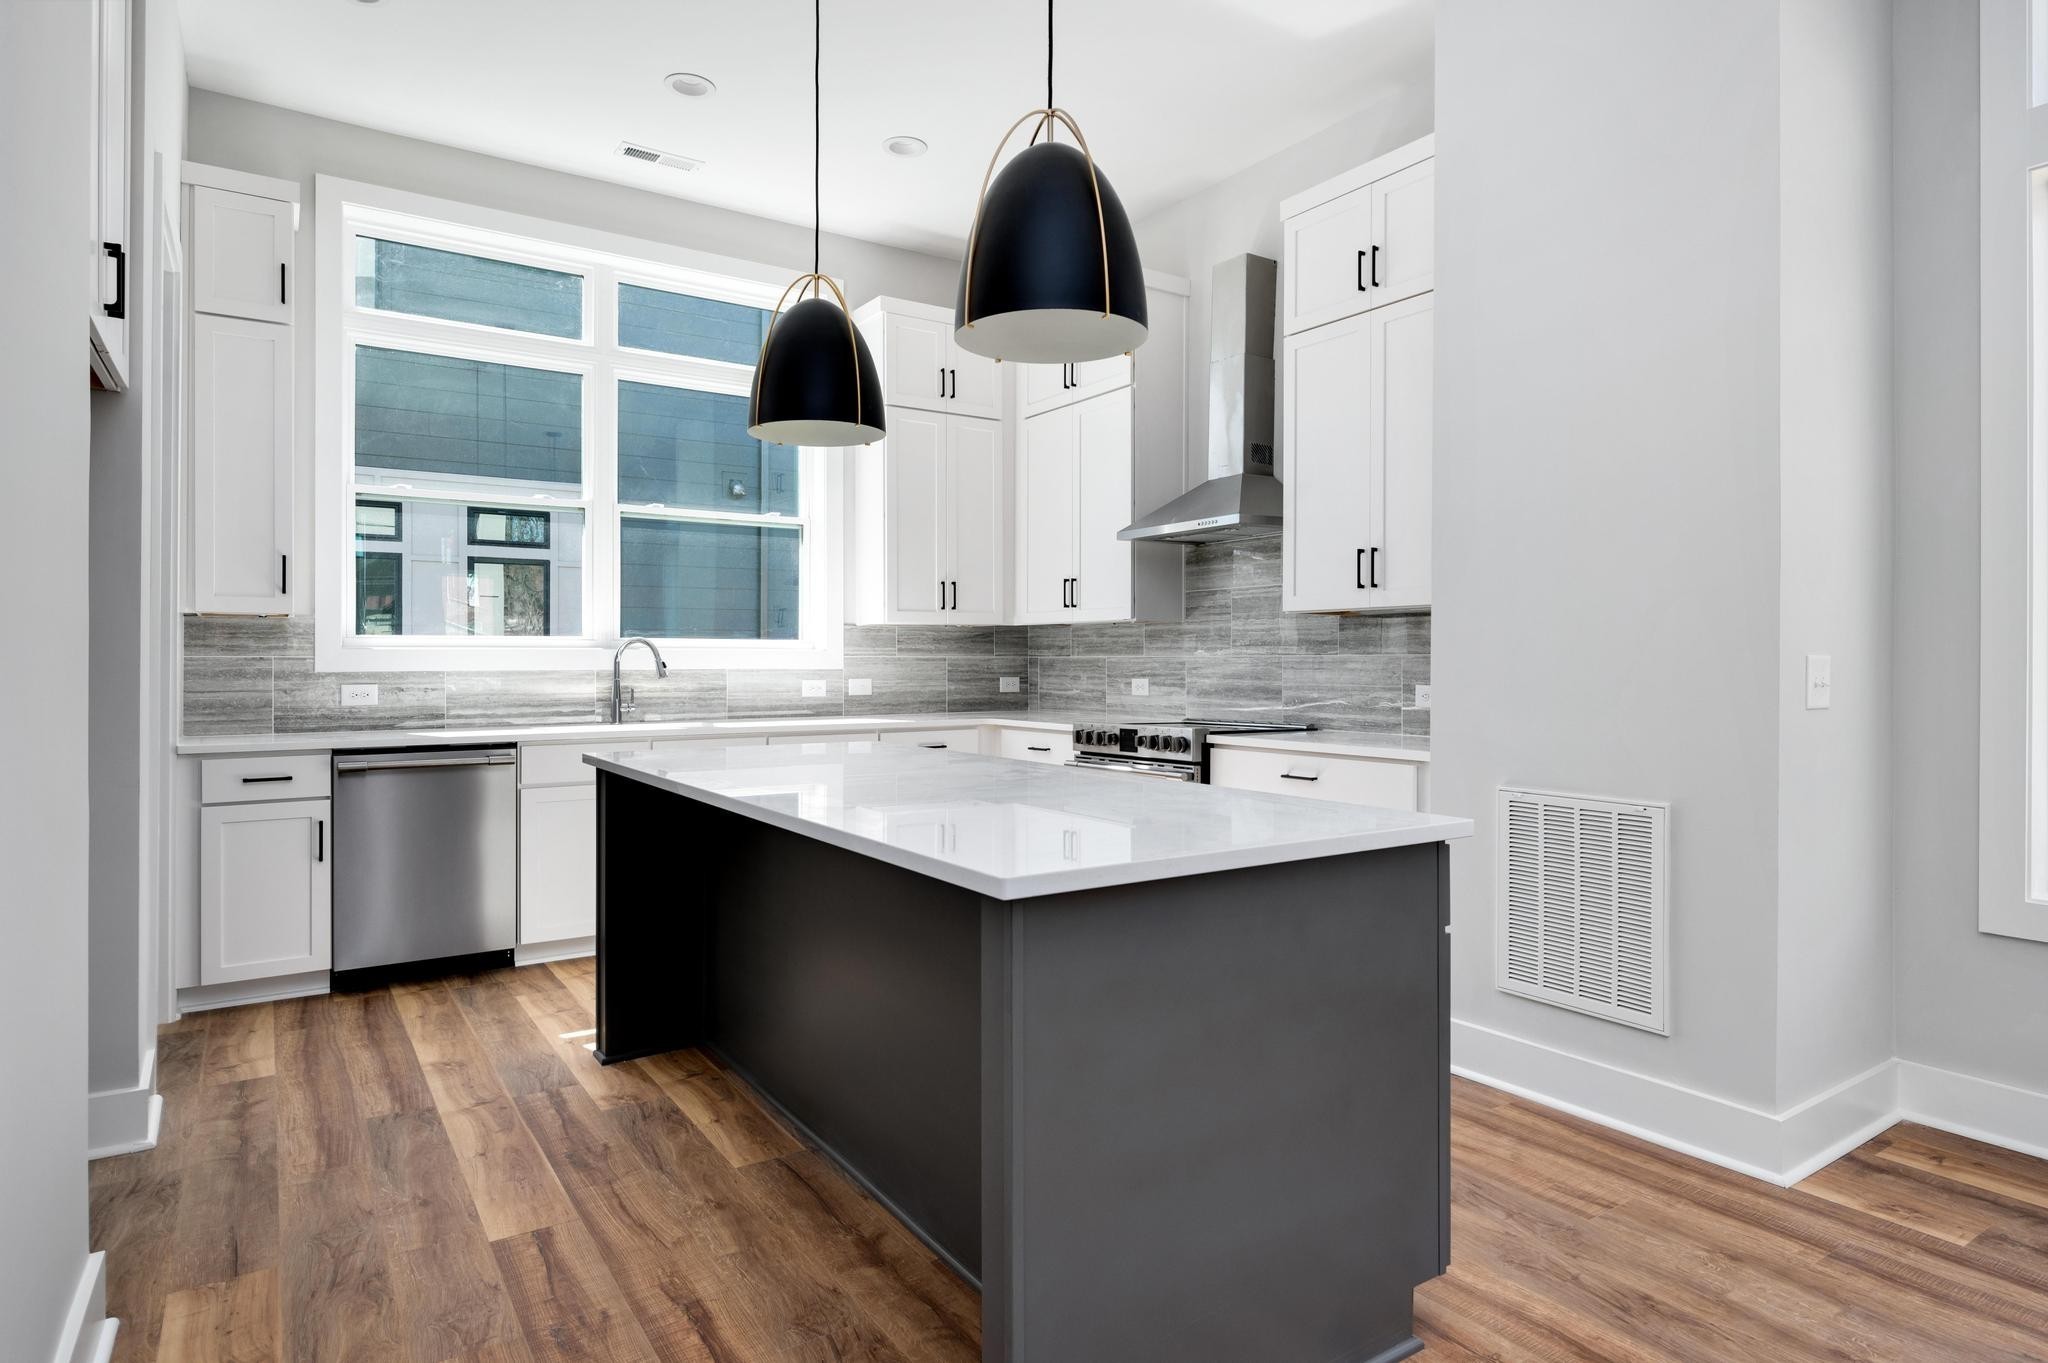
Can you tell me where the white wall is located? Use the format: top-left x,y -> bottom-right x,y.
1434,0 -> 1788,1111
1773,0 -> 1895,1108
1892,0 -> 2048,1093
1,1 -> 98,1358
1134,91 -> 1434,491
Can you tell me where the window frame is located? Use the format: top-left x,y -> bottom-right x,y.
313,175 -> 844,673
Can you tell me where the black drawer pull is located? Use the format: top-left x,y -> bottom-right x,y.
280,262 -> 288,305
1027,745 -> 1051,752
241,774 -> 294,784
104,242 -> 127,319
1280,772 -> 1321,782
316,819 -> 325,862
919,742 -> 948,749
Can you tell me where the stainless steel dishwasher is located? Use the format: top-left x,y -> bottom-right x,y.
331,746 -> 518,989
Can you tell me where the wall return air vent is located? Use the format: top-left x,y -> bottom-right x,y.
1495,787 -> 1669,1034
616,142 -> 704,173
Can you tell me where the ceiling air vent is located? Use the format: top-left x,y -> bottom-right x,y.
616,141 -> 703,173
1496,787 -> 1669,1034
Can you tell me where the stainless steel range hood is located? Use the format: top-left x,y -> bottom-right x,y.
1120,253 -> 1281,544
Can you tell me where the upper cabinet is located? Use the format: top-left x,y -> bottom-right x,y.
873,307 -> 1002,420
192,187 -> 295,323
1018,353 -> 1132,420
182,165 -> 302,615
87,0 -> 131,390
852,406 -> 1006,625
1281,137 -> 1435,336
1280,136 -> 1435,615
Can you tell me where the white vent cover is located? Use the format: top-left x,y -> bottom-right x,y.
616,141 -> 703,173
1496,787 -> 1669,1034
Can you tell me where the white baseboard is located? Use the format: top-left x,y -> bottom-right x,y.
87,1048 -> 161,1160
175,970 -> 328,1014
53,1251 -> 113,1363
514,936 -> 594,967
1453,1018 -> 2048,1185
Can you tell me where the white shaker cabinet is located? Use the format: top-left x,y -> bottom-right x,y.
87,0 -> 131,389
518,785 -> 599,947
1280,136 -> 1434,615
191,186 -> 295,323
871,305 -> 1002,420
852,409 -> 1004,624
1014,387 -> 1143,624
189,313 -> 295,614
199,799 -> 332,984
1018,353 -> 1132,419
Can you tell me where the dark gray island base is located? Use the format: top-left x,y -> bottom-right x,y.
595,764 -> 1452,1363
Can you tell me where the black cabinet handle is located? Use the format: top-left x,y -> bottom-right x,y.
1356,549 -> 1367,590
1370,547 -> 1380,589
1280,771 -> 1321,782
316,819 -> 325,862
949,367 -> 958,399
939,577 -> 947,610
1027,745 -> 1051,752
1371,244 -> 1381,288
949,580 -> 958,610
280,262 -> 288,305
241,774 -> 294,785
1356,249 -> 1369,293
938,366 -> 946,397
281,554 -> 290,596
919,742 -> 948,749
103,242 -> 126,319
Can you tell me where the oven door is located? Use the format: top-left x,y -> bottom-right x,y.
1066,755 -> 1201,782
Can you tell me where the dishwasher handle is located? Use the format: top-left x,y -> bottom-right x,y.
335,753 -> 516,774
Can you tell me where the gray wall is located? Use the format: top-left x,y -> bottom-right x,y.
1,0 -> 95,1354
1892,0 -> 2048,1093
1435,0 -> 1788,1111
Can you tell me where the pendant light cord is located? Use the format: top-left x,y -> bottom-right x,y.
812,0 -> 821,284
1046,0 -> 1054,139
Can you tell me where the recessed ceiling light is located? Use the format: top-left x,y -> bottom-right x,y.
665,72 -> 717,98
883,135 -> 929,159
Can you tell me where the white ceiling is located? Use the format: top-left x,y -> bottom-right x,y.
178,0 -> 1434,257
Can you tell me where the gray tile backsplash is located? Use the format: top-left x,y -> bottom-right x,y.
180,545 -> 1429,738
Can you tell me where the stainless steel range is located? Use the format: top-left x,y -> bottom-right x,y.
1068,719 -> 1312,782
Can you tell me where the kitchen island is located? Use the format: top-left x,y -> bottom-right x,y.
589,741 -> 1471,1363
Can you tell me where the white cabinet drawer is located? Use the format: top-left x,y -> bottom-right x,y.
1209,748 -> 1419,810
201,753 -> 330,804
521,739 -> 650,788
998,729 -> 1074,765
768,732 -> 882,747
877,728 -> 982,752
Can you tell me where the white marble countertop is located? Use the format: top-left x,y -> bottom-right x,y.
174,711 -> 1075,756
587,741 -> 1470,900
1206,730 -> 1432,762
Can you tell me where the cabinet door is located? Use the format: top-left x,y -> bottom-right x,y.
1071,387 -> 1135,620
1015,407 -> 1079,621
1019,356 -> 1131,418
1282,184 -> 1375,335
1070,353 -> 1132,401
1282,313 -> 1374,612
192,187 -> 295,323
945,342 -> 1003,420
1019,362 -> 1070,418
883,313 -> 951,412
199,799 -> 330,984
87,0 -> 131,389
518,785 -> 596,945
191,314 -> 295,614
1370,159 -> 1435,309
944,416 -> 1005,621
885,408 -> 948,620
1369,294 -> 1434,610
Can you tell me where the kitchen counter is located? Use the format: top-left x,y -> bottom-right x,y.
593,739 -> 1464,1363
1207,728 -> 1432,761
587,740 -> 1465,900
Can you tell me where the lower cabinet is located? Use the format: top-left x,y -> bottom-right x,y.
518,784 -> 597,946
199,798 -> 331,984
1208,747 -> 1422,810
998,728 -> 1074,765
877,727 -> 983,752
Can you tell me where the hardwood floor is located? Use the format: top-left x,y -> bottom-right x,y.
92,962 -> 2048,1363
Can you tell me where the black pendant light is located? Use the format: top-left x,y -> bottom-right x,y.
747,0 -> 884,447
954,0 -> 1147,364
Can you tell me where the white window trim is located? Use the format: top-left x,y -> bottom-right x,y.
1981,0 -> 2048,940
312,174 -> 844,673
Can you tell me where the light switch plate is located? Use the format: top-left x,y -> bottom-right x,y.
1805,654 -> 1832,710
1414,685 -> 1432,709
1130,678 -> 1149,697
847,678 -> 873,697
801,679 -> 827,699
998,676 -> 1021,694
340,684 -> 379,707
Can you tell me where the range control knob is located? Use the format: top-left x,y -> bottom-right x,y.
1173,736 -> 1191,753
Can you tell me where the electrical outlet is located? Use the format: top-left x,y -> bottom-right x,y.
340,684 -> 379,707
998,675 -> 1021,694
801,679 -> 827,699
1414,685 -> 1432,709
847,678 -> 873,697
1805,654 -> 1832,710
1130,677 -> 1149,697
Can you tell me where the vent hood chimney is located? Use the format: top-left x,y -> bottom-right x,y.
1119,252 -> 1281,544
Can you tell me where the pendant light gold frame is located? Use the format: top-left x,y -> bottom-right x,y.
748,270 -> 865,431
958,106 -> 1112,332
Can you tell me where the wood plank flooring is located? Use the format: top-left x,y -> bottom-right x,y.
91,961 -> 2048,1363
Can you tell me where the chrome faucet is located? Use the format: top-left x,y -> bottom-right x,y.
610,637 -> 669,723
